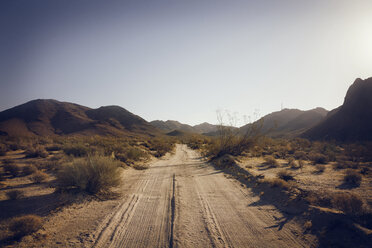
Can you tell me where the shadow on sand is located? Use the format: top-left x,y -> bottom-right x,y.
208,159 -> 372,248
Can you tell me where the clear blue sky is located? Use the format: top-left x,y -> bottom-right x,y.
1,0 -> 371,126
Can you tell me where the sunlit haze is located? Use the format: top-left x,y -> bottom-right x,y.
1,0 -> 371,126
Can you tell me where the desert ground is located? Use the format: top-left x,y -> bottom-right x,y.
1,144 -> 316,248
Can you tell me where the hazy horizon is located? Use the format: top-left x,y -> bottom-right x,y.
1,0 -> 371,126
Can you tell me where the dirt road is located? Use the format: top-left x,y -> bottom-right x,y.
91,145 -> 308,248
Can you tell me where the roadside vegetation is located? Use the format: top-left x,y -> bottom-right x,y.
183,121 -> 372,247
0,134 -> 175,245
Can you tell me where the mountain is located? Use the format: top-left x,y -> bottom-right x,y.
150,120 -> 217,134
193,122 -> 218,134
150,120 -> 194,133
303,77 -> 372,141
240,107 -> 328,138
0,99 -> 159,137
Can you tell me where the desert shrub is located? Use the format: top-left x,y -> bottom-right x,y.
309,153 -> 328,164
287,157 -> 294,164
9,215 -> 42,237
6,190 -> 24,200
22,164 -> 37,175
305,191 -> 332,207
265,178 -> 291,190
205,111 -> 263,158
289,161 -> 299,169
132,164 -> 149,170
149,138 -> 175,157
264,156 -> 279,168
56,156 -> 122,194
30,170 -> 48,183
294,151 -> 307,160
250,145 -> 263,157
0,144 -> 8,156
331,193 -> 364,215
213,154 -> 236,168
63,144 -> 90,157
298,159 -> 305,168
25,146 -> 48,158
303,220 -> 312,230
287,157 -> 297,168
333,161 -> 348,170
3,163 -> 21,177
277,170 -> 294,181
360,167 -> 369,175
314,164 -> 326,174
45,144 -> 62,151
343,169 -> 362,187
43,160 -> 60,171
124,147 -> 148,162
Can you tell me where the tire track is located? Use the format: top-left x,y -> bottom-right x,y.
92,177 -> 149,248
169,173 -> 176,248
89,145 -> 309,248
196,189 -> 230,248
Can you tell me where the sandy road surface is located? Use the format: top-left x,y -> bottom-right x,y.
91,145 -> 308,248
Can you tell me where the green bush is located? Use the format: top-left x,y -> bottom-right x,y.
9,215 -> 42,237
56,156 -> 122,194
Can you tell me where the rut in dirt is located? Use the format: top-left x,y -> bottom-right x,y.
91,145 -> 308,248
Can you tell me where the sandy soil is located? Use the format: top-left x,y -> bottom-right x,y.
13,145 -> 313,247
242,157 -> 372,206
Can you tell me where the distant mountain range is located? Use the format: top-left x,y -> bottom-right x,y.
303,77 -> 372,141
239,107 -> 328,138
149,120 -> 217,134
0,99 -> 159,137
1,77 -> 371,141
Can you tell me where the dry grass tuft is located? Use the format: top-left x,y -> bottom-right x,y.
3,163 -> 21,177
22,164 -> 38,176
56,156 -> 122,194
9,215 -> 42,238
309,153 -> 328,164
342,169 -> 362,187
287,157 -> 296,168
331,193 -> 365,215
265,178 -> 291,190
25,146 -> 48,158
62,143 -> 90,157
303,220 -> 312,230
30,170 -> 48,183
277,170 -> 294,181
6,190 -> 24,200
264,156 -> 279,168
314,164 -> 326,174
213,154 -> 236,168
132,164 -> 149,170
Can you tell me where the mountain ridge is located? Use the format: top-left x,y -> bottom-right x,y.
303,77 -> 372,141
0,99 -> 159,137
